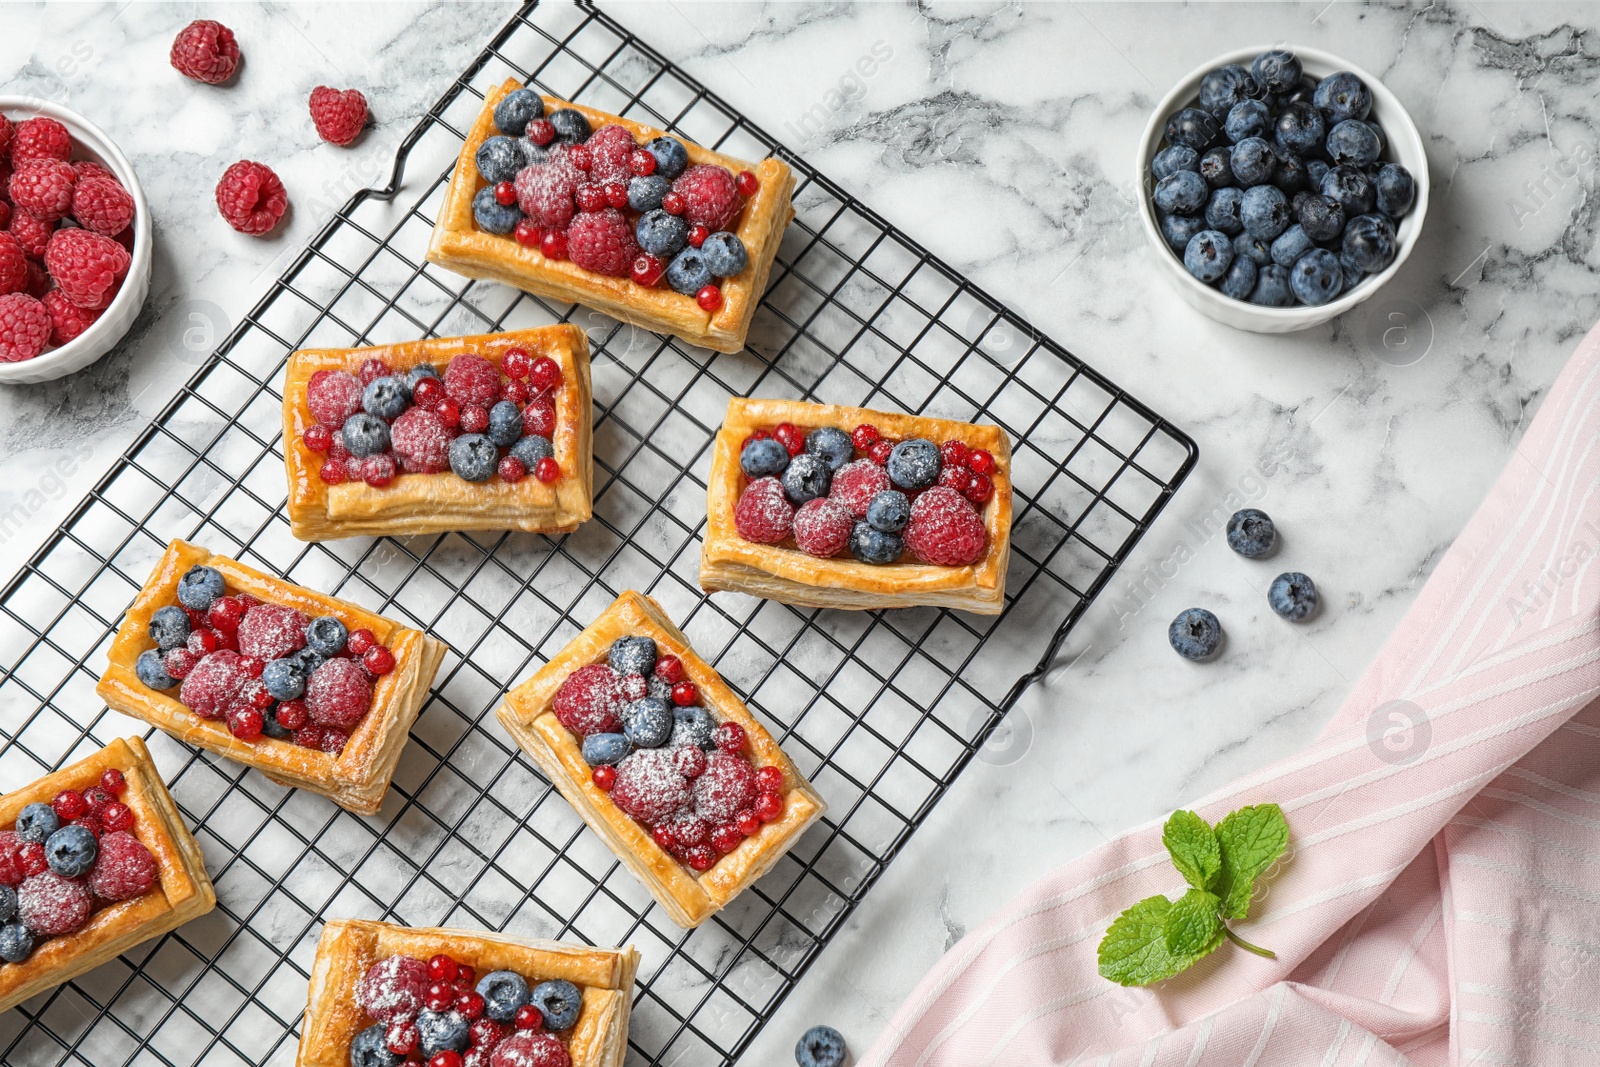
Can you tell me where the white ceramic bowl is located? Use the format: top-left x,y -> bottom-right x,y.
0,97 -> 152,384
1135,46 -> 1428,334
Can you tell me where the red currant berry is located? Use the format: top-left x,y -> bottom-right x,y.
755,766 -> 784,792
661,191 -> 685,215
412,376 -> 444,408
630,149 -> 656,176
183,607 -> 208,630
503,348 -> 533,380
755,790 -> 785,822
429,1052 -> 462,1067
773,423 -> 805,456
711,825 -> 744,854
101,801 -> 134,833
528,119 -> 555,146
73,815 -> 102,838
456,965 -> 476,986
188,628 -> 219,656
696,284 -> 722,311
736,808 -> 762,836
939,439 -> 971,468
671,681 -> 697,707
514,1004 -> 544,1031
605,182 -> 629,209
631,253 -> 666,287
494,181 -> 516,206
469,1019 -> 502,1046
651,824 -> 676,851
575,184 -> 606,212
501,378 -> 530,406
52,789 -> 87,822
303,424 -> 332,453
540,231 -> 567,260
18,842 -> 47,876
362,454 -> 397,488
428,954 -> 459,982
937,464 -> 971,493
359,358 -> 391,386
964,471 -> 994,504
687,224 -> 708,248
535,457 -> 560,484
735,170 -> 759,197
214,629 -> 238,653
868,440 -> 894,465
716,721 -> 747,753
425,980 -> 455,1011
164,648 -> 198,680
567,145 -> 591,171
363,645 -> 396,676
514,219 -> 543,247
457,991 -> 486,1021
498,456 -> 527,483
84,786 -> 114,813
248,683 -> 275,710
436,398 -> 462,428
654,654 -> 684,683
386,1020 -> 420,1056
347,628 -> 377,657
592,764 -> 617,791
461,404 -> 490,434
229,707 -> 265,740
685,845 -> 717,872
674,745 -> 706,778
523,397 -> 557,437
276,700 -> 310,730
528,356 -> 561,393
207,596 -> 244,633
851,424 -> 880,450
967,448 -> 995,474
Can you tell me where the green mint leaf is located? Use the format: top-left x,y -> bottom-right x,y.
1214,803 -> 1290,919
1098,896 -> 1183,986
1163,888 -> 1224,957
1163,810 -> 1221,891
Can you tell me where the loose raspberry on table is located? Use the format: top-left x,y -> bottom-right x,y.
304,656 -> 373,729
828,458 -> 890,517
171,20 -> 241,85
902,486 -> 988,566
43,289 -> 102,345
87,830 -> 157,901
307,369 -> 363,427
10,208 -> 53,259
792,497 -> 853,558
358,954 -> 429,1022
671,164 -> 741,231
216,160 -> 288,236
584,124 -> 637,185
309,86 -> 368,146
611,748 -> 691,827
691,750 -> 756,825
70,175 -> 135,235
9,159 -> 76,222
179,650 -> 251,719
565,207 -> 636,277
10,118 -> 72,164
734,476 -> 793,544
553,663 -> 624,737
390,406 -> 453,473
0,293 -> 51,362
443,353 -> 501,406
236,603 -> 309,661
44,228 -> 129,310
18,870 -> 92,936
514,161 -> 579,232
0,233 -> 28,296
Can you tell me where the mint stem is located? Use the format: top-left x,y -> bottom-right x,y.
1223,925 -> 1276,959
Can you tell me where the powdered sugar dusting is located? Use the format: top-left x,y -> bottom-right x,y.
87,830 -> 156,901
514,160 -> 580,231
236,603 -> 309,661
391,406 -> 453,473
829,459 -> 890,517
18,870 -> 91,935
553,663 -> 624,737
691,750 -> 756,824
304,657 -> 373,729
903,486 -> 987,566
611,748 -> 690,826
179,650 -> 251,719
356,954 -> 429,1022
734,477 -> 794,543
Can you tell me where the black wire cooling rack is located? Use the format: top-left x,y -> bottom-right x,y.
0,4 -> 1196,1064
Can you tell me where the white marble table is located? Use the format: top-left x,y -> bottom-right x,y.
4,2 -> 1597,1063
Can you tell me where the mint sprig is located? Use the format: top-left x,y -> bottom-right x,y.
1097,803 -> 1288,986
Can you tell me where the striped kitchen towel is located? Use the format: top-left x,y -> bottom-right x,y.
862,321 -> 1600,1067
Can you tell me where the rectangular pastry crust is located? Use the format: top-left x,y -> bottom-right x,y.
96,540 -> 448,815
700,398 -> 1014,612
0,736 -> 216,1013
298,919 -> 639,1067
283,324 -> 592,541
497,591 -> 826,928
426,79 -> 796,354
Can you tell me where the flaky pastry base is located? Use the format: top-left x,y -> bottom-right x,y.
498,591 -> 826,929
282,324 -> 593,541
96,540 -> 447,815
298,919 -> 638,1067
0,736 -> 216,1013
699,398 -> 1014,613
427,80 -> 795,354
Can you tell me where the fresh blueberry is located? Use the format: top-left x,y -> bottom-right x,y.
305,616 -> 348,657
1338,251 -> 1366,293
493,88 -> 545,136
1296,193 -> 1345,242
1289,248 -> 1344,305
665,247 -> 713,296
636,209 -> 689,259
293,647 -> 327,676
1233,232 -> 1272,266
1153,170 -> 1207,215
1269,144 -> 1307,194
609,635 -> 657,676
1151,145 -> 1199,180
1229,138 -> 1276,187
1250,263 -> 1295,306
1199,146 -> 1235,188
700,232 -> 748,277
1270,224 -> 1314,268
362,376 -> 410,420
1342,213 -> 1398,274
622,697 -> 673,748
1251,50 -> 1303,94
1183,229 -> 1234,283
476,136 -> 527,184
472,186 -> 522,235
547,108 -> 591,144
16,802 -> 59,844
529,979 -> 582,1031
407,364 -> 440,391
1204,188 -> 1244,236
261,707 -> 293,740
1320,165 -> 1375,217
0,886 -> 13,925
1268,571 -> 1318,621
1325,119 -> 1380,168
177,564 -> 226,611
886,439 -> 940,491
795,1025 -> 847,1067
1305,158 -> 1330,188
1199,65 -> 1259,117
0,923 -> 33,964
1284,73 -> 1320,107
741,437 -> 790,478
1168,607 -> 1222,661
644,136 -> 689,179
647,676 -> 672,703
1240,184 -> 1290,240
448,433 -> 498,482
476,970 -> 532,1023
1313,72 -> 1371,124
627,174 -> 670,213
1158,213 -> 1205,253
1375,163 -> 1415,218
416,1009 -> 470,1057
148,605 -> 191,651
487,400 -> 525,448
1291,190 -> 1314,223
1226,508 -> 1277,557
135,649 -> 178,690
1219,255 -> 1257,300
341,413 -> 391,458
581,732 -> 632,766
849,522 -> 903,565
1163,107 -> 1220,151
262,658 -> 307,701
1223,99 -> 1270,144
1273,102 -> 1326,157
672,705 -> 716,750
804,427 -> 853,472
519,139 -> 549,167
350,1022 -> 403,1067
44,824 -> 97,878
865,490 -> 910,533
782,453 -> 832,505
509,435 -> 553,471
1363,119 -> 1386,157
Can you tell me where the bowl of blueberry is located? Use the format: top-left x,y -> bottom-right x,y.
1137,46 -> 1427,333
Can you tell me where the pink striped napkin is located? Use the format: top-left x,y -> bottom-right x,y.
862,322 -> 1600,1067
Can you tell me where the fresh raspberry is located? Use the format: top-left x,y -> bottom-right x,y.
513,161 -> 579,231
180,650 -> 251,719
88,831 -> 157,901
307,369 -> 363,427
0,232 -> 27,295
0,115 -> 11,162
171,20 -> 241,85
828,459 -> 890,517
490,1032 -> 569,1067
792,498 -> 852,557
565,207 -> 636,277
42,289 -> 101,345
0,202 -> 9,231
9,160 -> 75,222
309,86 -> 369,146
304,657 -> 373,729
691,750 -> 756,825
0,293 -> 51,361
937,464 -> 972,493
903,486 -> 987,566
574,184 -> 605,213
44,228 -> 130,310
734,476 -> 793,543
611,748 -> 691,827
10,118 -> 72,165
0,831 -> 21,887
673,744 -> 706,778
585,124 -> 637,185
236,602 -> 308,661
358,955 -> 429,1022
553,663 -> 623,737
18,871 -> 92,935
215,160 -> 288,236
390,406 -> 452,473
443,353 -> 500,406
522,394 -> 556,437
716,721 -> 746,753
10,208 -> 52,258
70,175 -> 135,235
359,357 -> 391,385
24,258 -> 48,298
72,160 -> 115,185
670,164 -> 742,231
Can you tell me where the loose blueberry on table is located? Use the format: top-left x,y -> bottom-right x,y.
134,564 -> 396,752
351,948 -> 579,1067
1168,607 -> 1223,661
1151,50 -> 1416,307
1225,508 -> 1277,558
300,348 -> 565,489
795,1024 -> 847,1067
734,422 -> 995,567
1268,571 -> 1318,621
0,769 -> 158,965
470,87 -> 759,312
552,634 -> 788,872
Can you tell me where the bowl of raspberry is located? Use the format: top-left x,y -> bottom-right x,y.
0,99 -> 152,384
1135,47 -> 1428,333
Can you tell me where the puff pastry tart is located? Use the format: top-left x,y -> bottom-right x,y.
96,540 -> 447,815
299,918 -> 638,1067
699,398 -> 1014,613
283,324 -> 593,541
0,736 -> 216,1013
426,79 -> 795,354
498,591 -> 826,929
